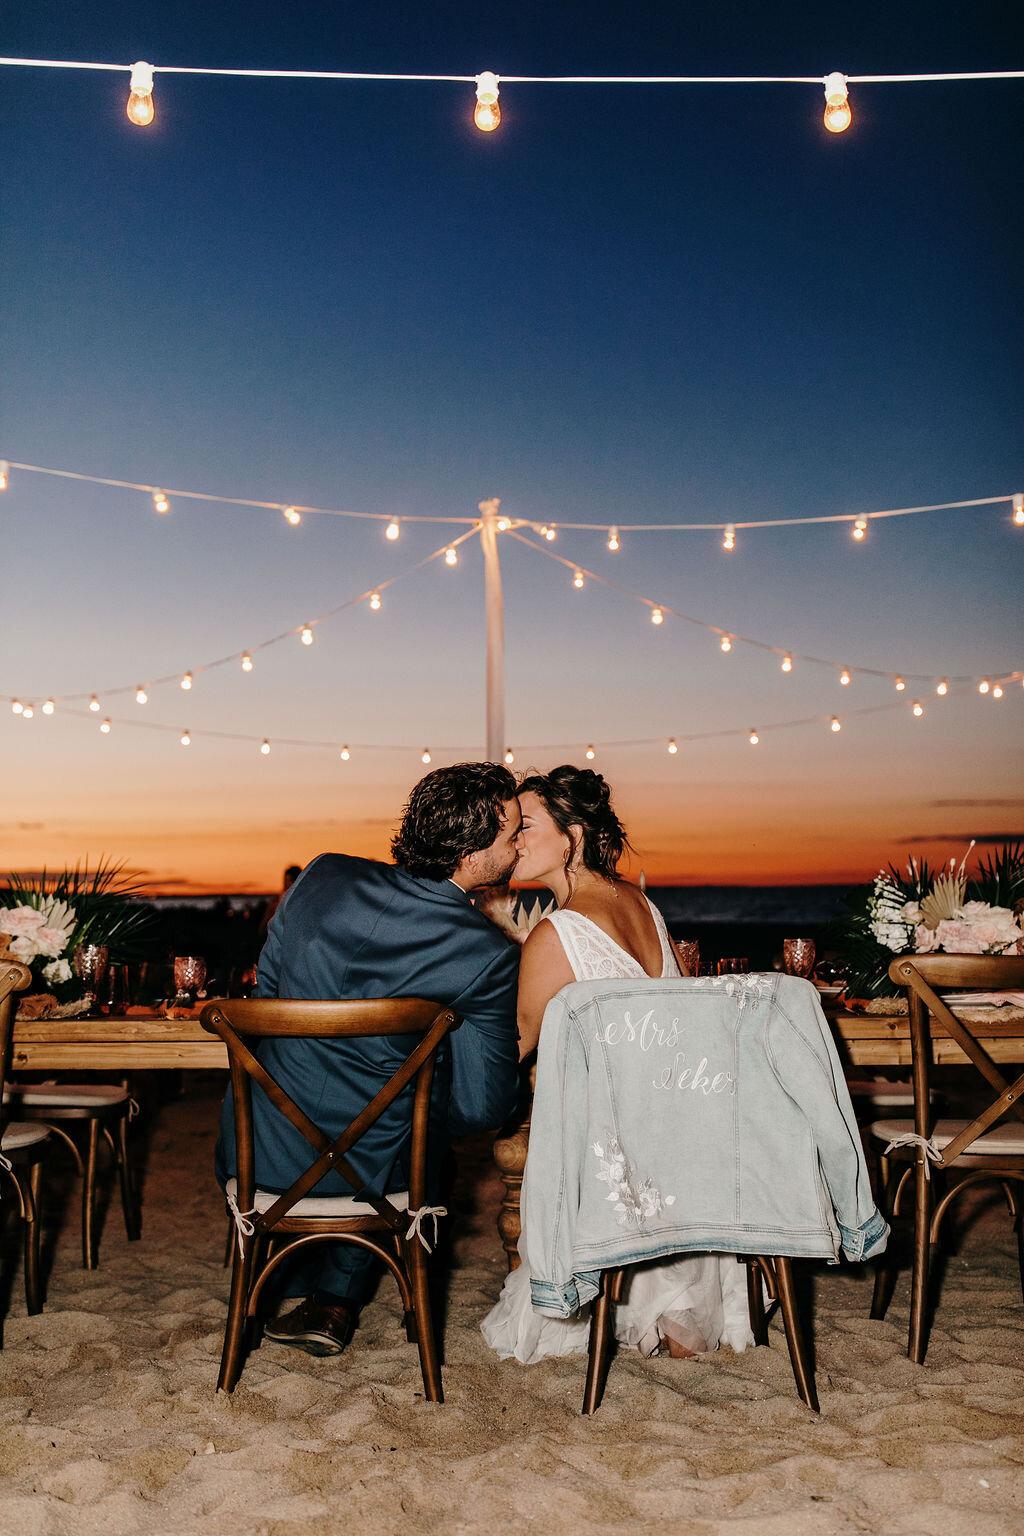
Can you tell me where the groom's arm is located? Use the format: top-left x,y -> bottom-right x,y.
446,939 -> 521,1138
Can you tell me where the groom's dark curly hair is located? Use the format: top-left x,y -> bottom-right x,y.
391,762 -> 517,880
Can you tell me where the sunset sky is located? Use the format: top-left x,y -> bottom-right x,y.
3,2 -> 1021,893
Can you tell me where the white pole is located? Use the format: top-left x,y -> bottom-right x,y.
478,497 -> 505,763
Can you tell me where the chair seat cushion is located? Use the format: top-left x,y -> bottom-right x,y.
2,1121 -> 51,1151
225,1177 -> 410,1219
870,1116 -> 1024,1155
4,1082 -> 129,1109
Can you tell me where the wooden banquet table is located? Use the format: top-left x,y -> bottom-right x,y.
10,1010 -> 228,1071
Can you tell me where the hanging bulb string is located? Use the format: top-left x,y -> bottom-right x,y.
1,461 -> 1017,535
506,528 -> 1020,687
8,526 -> 480,706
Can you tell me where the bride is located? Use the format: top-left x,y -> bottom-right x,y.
481,764 -> 753,1365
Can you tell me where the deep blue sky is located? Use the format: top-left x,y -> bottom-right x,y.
2,2 -> 1021,888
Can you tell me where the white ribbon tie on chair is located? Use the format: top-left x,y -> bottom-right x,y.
882,1132 -> 943,1179
406,1204 -> 447,1251
226,1191 -> 258,1256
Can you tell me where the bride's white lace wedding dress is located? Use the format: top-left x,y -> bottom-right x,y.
481,896 -> 754,1364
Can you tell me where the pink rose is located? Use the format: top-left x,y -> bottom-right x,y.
1,905 -> 47,937
913,924 -> 940,954
34,926 -> 70,959
935,919 -> 985,955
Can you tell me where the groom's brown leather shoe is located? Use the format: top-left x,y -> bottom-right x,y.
264,1298 -> 355,1357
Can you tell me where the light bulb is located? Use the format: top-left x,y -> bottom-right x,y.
585,745 -> 596,760
545,525 -> 557,541
445,546 -> 458,566
421,749 -> 432,764
260,740 -> 271,755
1014,493 -> 1024,525
607,527 -> 620,551
22,704 -> 34,719
385,519 -> 400,541
667,739 -> 678,755
781,655 -> 793,673
748,729 -> 760,745
369,591 -> 382,611
0,460 -> 8,491
89,695 -> 100,712
504,748 -> 515,765
830,716 -> 842,733
894,676 -> 905,692
300,626 -> 314,646
936,679 -> 948,695
241,652 -> 253,672
650,607 -> 663,626
852,517 -> 867,540
11,700 -> 22,714
136,686 -> 148,704
474,71 -> 501,132
573,570 -> 585,589
181,672 -> 193,690
912,700 -> 924,717
722,523 -> 736,551
497,517 -> 511,531
339,746 -> 350,761
127,62 -> 155,127
823,72 -> 851,134
839,668 -> 851,686
100,717 -> 111,733
180,730 -> 191,746
992,684 -> 1004,699
282,505 -> 301,526
979,678 -> 990,694
42,699 -> 55,715
720,635 -> 732,653
153,490 -> 169,514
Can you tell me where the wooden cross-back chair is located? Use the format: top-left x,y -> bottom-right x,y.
869,954 -> 1024,1363
200,996 -> 461,1400
0,961 -> 51,1320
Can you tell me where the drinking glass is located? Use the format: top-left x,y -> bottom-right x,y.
718,957 -> 749,975
172,954 -> 207,1009
673,938 -> 700,977
783,938 -> 816,978
72,943 -> 109,1010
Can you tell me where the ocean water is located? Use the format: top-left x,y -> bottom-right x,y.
641,884 -> 854,928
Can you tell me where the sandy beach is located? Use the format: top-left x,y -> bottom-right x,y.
1,1074 -> 1022,1536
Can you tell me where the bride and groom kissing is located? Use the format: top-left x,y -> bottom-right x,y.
216,758 -> 747,1361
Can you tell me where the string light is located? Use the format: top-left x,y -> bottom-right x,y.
573,569 -> 585,589
100,717 -> 111,733
912,700 -> 924,716
585,745 -> 596,760
369,591 -> 382,610
135,686 -> 148,703
504,748 -> 514,765
720,635 -> 733,653
894,676 -> 906,692
181,671 -> 193,690
385,518 -> 400,541
339,746 -> 350,761
474,70 -> 501,132
607,527 -> 620,551
241,652 -> 253,672
992,683 -> 1004,699
667,739 -> 678,755
89,695 -> 100,712
936,678 -> 949,695
11,700 -> 23,715
722,523 -> 736,551
852,516 -> 868,540
260,739 -> 271,755
544,525 -> 557,542
497,516 -> 511,531
0,460 -> 8,491
830,716 -> 842,732
300,625 -> 314,646
42,699 -> 55,714
748,729 -> 760,745
180,729 -> 191,746
823,71 -> 851,133
282,505 -> 301,526
445,546 -> 458,566
152,489 -> 169,514
1014,493 -> 1024,525
650,607 -> 663,626
839,668 -> 852,686
781,655 -> 793,673
421,749 -> 432,764
126,61 -> 155,127
979,678 -> 991,694
22,705 -> 34,719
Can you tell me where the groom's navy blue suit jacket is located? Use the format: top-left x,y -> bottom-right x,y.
216,853 -> 520,1199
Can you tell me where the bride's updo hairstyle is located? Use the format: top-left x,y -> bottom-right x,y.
517,764 -> 630,881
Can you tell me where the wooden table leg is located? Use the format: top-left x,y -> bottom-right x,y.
493,1122 -> 530,1271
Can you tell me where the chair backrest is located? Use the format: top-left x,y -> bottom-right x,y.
0,961 -> 33,1134
888,954 -> 1024,1162
200,997 -> 461,1231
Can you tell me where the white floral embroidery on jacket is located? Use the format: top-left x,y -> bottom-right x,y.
593,1133 -> 676,1228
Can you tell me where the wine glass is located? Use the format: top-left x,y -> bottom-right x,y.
783,938 -> 816,978
172,954 -> 206,1009
718,957 -> 750,975
72,943 -> 109,1011
673,938 -> 700,977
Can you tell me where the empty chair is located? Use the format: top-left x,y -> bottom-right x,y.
869,954 -> 1024,1363
0,961 -> 52,1320
201,996 -> 461,1400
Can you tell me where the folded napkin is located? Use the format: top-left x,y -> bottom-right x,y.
941,991 -> 1024,1008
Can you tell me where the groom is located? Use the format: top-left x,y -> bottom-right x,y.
216,761 -> 523,1355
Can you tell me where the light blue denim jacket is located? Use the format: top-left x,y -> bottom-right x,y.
526,974 -> 889,1317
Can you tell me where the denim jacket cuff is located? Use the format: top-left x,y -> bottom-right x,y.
839,1207 -> 890,1262
529,1270 -> 601,1317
